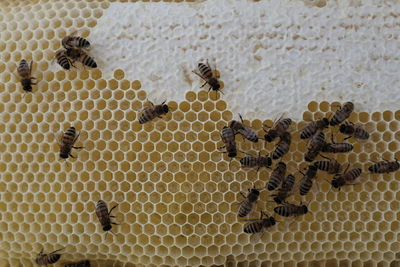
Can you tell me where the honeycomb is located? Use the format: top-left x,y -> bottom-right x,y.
0,0 -> 400,267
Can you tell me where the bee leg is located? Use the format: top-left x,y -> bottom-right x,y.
343,136 -> 352,141
69,153 -> 76,158
200,81 -> 208,88
72,146 -> 84,149
109,204 -> 119,215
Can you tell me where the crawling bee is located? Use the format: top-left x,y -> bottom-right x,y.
300,118 -> 329,139
55,50 -> 72,70
243,211 -> 276,234
263,117 -> 292,142
272,131 -> 291,160
330,101 -> 354,126
220,126 -> 237,159
271,174 -> 295,204
339,122 -> 369,140
321,142 -> 353,153
230,114 -> 259,142
314,156 -> 342,174
267,162 -> 286,191
274,202 -> 308,217
96,200 -> 119,236
304,131 -> 326,162
64,260 -> 91,267
35,247 -> 64,266
331,167 -> 362,190
238,187 -> 260,217
139,100 -> 169,124
62,31 -> 91,49
368,159 -> 400,174
66,48 -> 97,68
58,126 -> 84,159
192,59 -> 222,95
299,165 -> 318,195
239,152 -> 271,171
17,59 -> 36,93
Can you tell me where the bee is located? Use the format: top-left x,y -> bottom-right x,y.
263,117 -> 292,142
64,260 -> 91,267
35,247 -> 64,266
368,159 -> 400,174
192,59 -> 222,95
243,211 -> 276,234
55,50 -> 72,70
58,126 -> 84,159
239,152 -> 272,171
314,156 -> 342,174
272,131 -> 291,160
271,174 -> 295,204
299,165 -> 318,195
17,59 -> 36,93
220,126 -> 237,158
66,48 -> 97,68
138,100 -> 169,124
304,131 -> 326,162
229,114 -> 259,143
339,122 -> 369,140
96,200 -> 119,236
321,142 -> 353,153
238,187 -> 261,217
331,167 -> 362,189
300,118 -> 329,139
266,162 -> 287,191
62,31 -> 91,49
274,202 -> 308,217
330,101 -> 354,126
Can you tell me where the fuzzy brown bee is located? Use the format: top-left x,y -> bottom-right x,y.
55,50 -> 72,70
17,59 -> 36,92
300,118 -> 329,139
58,126 -> 84,159
239,152 -> 271,171
64,260 -> 91,267
138,100 -> 169,124
243,211 -> 276,234
368,159 -> 400,174
272,131 -> 291,160
339,122 -> 369,140
62,31 -> 91,49
263,117 -> 292,142
321,142 -> 353,153
238,188 -> 260,217
330,101 -> 354,126
192,59 -> 222,95
299,165 -> 318,196
220,126 -> 237,158
66,48 -> 97,68
304,131 -> 326,162
230,114 -> 259,142
267,162 -> 287,191
314,156 -> 342,174
331,167 -> 362,189
271,174 -> 295,204
35,247 -> 64,266
96,200 -> 119,235
274,202 -> 308,217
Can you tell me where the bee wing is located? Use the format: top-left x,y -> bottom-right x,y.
250,229 -> 265,243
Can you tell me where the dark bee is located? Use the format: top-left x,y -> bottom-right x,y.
368,159 -> 400,174
55,50 -> 72,70
229,114 -> 259,142
96,200 -> 119,235
271,174 -> 295,204
220,126 -> 237,158
17,59 -> 36,92
267,162 -> 286,191
299,165 -> 318,196
331,167 -> 362,189
339,122 -> 369,140
243,211 -> 276,234
304,131 -> 326,162
66,48 -> 97,68
35,247 -> 64,266
138,100 -> 169,124
330,101 -> 354,126
64,260 -> 91,267
192,59 -> 222,95
238,188 -> 260,217
300,118 -> 329,139
62,31 -> 91,49
314,156 -> 342,174
263,117 -> 292,142
274,202 -> 308,217
58,126 -> 84,159
272,131 -> 291,160
239,152 -> 272,171
321,142 -> 353,153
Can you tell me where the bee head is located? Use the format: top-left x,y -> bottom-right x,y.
301,205 -> 308,214
269,217 -> 276,225
278,162 -> 286,168
21,80 -> 32,92
331,177 -> 344,188
368,165 -> 373,172
339,124 -> 347,133
103,225 -> 112,231
273,196 -> 282,204
59,152 -> 69,159
250,188 -> 260,196
228,151 -> 237,158
162,104 -> 169,114
213,83 -> 221,91
264,130 -> 276,142
322,118 -> 329,126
